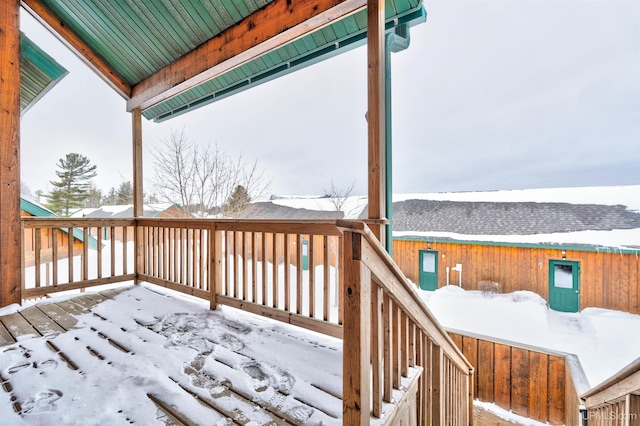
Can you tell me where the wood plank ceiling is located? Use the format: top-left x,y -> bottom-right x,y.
22,0 -> 424,122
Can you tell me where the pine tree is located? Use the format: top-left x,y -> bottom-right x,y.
46,153 -> 97,216
83,184 -> 102,208
102,181 -> 133,205
225,185 -> 251,217
116,181 -> 133,204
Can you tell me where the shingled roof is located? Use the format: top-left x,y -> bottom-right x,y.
237,202 -> 343,220
391,200 -> 640,235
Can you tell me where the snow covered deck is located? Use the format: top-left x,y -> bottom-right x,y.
0,284 -> 347,424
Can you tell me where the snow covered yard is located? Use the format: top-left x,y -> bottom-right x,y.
0,284 -> 345,425
421,285 -> 640,388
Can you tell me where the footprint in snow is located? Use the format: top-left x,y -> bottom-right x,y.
21,389 -> 63,415
242,363 -> 269,392
7,362 -> 30,375
218,333 -> 244,352
284,405 -> 313,423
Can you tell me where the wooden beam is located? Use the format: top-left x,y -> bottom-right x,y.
0,0 -> 22,307
367,0 -> 386,244
21,0 -> 132,99
127,0 -> 366,112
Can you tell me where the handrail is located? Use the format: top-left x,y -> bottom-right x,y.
337,219 -> 473,371
338,219 -> 473,424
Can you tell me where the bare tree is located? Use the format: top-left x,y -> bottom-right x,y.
324,179 -> 355,213
149,128 -> 269,217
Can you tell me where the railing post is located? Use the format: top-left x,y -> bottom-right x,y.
468,367 -> 475,426
211,226 -> 222,310
432,344 -> 443,425
342,230 -> 371,425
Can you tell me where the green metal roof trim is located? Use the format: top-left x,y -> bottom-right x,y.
20,197 -> 98,250
393,236 -> 640,256
20,33 -> 68,114
147,6 -> 427,122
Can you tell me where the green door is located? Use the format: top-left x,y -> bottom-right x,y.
548,260 -> 580,312
301,239 -> 309,271
419,250 -> 438,291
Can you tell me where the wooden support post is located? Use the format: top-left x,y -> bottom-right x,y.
342,231 -> 371,425
367,0 -> 386,245
0,0 -> 22,307
132,108 -> 143,284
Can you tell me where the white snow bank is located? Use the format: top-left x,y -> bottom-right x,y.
421,285 -> 640,387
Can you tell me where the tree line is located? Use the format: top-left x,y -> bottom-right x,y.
31,129 -> 269,217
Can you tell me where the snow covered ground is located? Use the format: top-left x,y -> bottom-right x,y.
2,280 -> 638,424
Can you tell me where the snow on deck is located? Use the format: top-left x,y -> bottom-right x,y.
0,285 -> 344,425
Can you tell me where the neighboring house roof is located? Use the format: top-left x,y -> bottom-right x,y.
20,33 -> 68,115
388,185 -> 640,250
76,203 -> 187,219
392,200 -> 640,235
238,201 -> 344,220
20,196 -> 97,249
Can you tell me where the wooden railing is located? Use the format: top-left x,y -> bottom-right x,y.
21,218 -> 135,298
21,217 -> 473,424
582,357 -> 640,426
137,218 -> 344,338
338,221 -> 474,424
448,329 -> 590,425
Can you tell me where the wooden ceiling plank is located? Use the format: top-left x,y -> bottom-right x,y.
21,0 -> 132,99
127,0 -> 366,112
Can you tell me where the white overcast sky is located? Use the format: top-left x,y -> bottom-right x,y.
19,0 -> 640,198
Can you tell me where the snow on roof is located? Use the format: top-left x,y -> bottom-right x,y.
393,185 -> 640,211
270,186 -> 640,249
269,195 -> 368,219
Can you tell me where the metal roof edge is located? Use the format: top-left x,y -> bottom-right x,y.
20,33 -> 69,115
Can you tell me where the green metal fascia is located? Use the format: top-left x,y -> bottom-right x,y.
152,7 -> 427,122
20,33 -> 69,115
392,235 -> 640,255
20,34 -> 68,81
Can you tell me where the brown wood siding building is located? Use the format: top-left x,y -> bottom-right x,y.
22,209 -> 84,267
392,238 -> 640,315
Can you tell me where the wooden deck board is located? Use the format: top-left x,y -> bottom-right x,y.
0,313 -> 40,340
67,295 -> 101,310
0,322 -> 15,346
54,299 -> 88,316
19,306 -> 66,337
36,303 -> 78,331
82,292 -> 111,304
